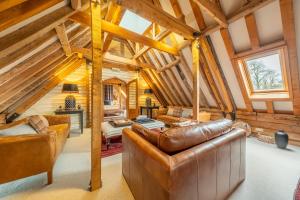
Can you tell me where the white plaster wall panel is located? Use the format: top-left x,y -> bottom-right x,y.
294,0 -> 300,79
254,0 -> 283,45
252,101 -> 267,110
273,101 -> 293,111
180,47 -> 217,107
220,0 -> 244,16
199,7 -> 218,27
159,0 -> 176,16
177,0 -> 199,30
228,18 -> 251,52
0,0 -> 68,37
209,31 -> 247,109
147,52 -> 161,69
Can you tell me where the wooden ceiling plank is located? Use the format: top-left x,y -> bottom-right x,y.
192,0 -> 227,28
111,0 -> 196,40
157,58 -> 180,73
0,0 -> 27,13
0,0 -> 64,32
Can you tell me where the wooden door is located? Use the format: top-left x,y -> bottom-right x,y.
126,79 -> 139,119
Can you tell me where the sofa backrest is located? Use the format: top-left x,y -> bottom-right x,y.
158,119 -> 233,154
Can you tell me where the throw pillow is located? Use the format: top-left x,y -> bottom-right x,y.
181,108 -> 192,118
0,124 -> 37,136
29,115 -> 49,134
166,106 -> 174,116
172,107 -> 182,117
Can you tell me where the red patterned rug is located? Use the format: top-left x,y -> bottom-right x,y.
295,179 -> 300,200
101,136 -> 123,158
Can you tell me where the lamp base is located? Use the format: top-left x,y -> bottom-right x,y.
65,95 -> 76,110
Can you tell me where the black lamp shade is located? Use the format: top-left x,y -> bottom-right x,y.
62,83 -> 79,93
144,89 -> 153,94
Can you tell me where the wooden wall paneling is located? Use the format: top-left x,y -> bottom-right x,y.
245,14 -> 260,50
112,0 -> 196,40
0,0 -> 64,32
266,101 -> 274,114
6,58 -> 83,119
192,40 -> 200,120
220,28 -> 253,112
192,0 -> 227,28
199,37 -> 234,112
55,23 -> 72,56
90,0 -> 102,191
280,0 -> 300,115
203,0 -> 276,35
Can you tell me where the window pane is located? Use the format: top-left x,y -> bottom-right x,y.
119,11 -> 151,34
245,53 -> 284,91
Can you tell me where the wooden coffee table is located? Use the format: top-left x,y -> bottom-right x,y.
101,120 -> 165,149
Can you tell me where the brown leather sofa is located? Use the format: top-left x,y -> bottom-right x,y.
122,119 -> 246,200
0,115 -> 70,185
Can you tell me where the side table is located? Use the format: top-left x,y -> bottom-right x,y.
55,109 -> 84,134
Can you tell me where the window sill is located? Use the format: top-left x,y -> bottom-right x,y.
249,92 -> 290,101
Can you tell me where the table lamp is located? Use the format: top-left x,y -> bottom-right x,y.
144,89 -> 153,106
62,83 -> 79,110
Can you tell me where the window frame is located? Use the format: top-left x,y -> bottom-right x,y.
236,45 -> 292,101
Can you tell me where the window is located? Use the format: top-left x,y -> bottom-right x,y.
237,46 -> 291,100
119,10 -> 152,34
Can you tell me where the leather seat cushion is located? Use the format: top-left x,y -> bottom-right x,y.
158,119 -> 233,154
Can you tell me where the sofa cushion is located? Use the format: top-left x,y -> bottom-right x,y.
29,115 -> 49,134
158,119 -> 233,154
172,107 -> 182,117
181,108 -> 192,118
131,123 -> 160,146
0,124 -> 37,136
157,115 -> 187,125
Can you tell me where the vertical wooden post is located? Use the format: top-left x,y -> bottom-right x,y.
90,0 -> 102,191
136,73 -> 140,116
85,60 -> 91,128
192,39 -> 200,121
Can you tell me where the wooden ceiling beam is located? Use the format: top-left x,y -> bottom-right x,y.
204,0 -> 276,35
0,0 -> 64,32
111,0 -> 196,40
245,14 -> 260,50
55,24 -> 72,56
69,12 -> 178,55
0,0 -> 27,13
157,58 -> 180,73
71,0 -> 81,10
189,0 -> 206,31
192,0 -> 227,28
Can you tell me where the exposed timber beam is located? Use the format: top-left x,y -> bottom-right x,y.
0,1 -> 89,60
111,0 -> 196,40
90,0 -> 102,191
192,0 -> 228,28
189,0 -> 206,31
204,0 -> 276,35
55,24 -> 72,56
192,40 -> 200,120
157,58 -> 180,73
69,12 -> 178,55
0,0 -> 27,13
245,14 -> 260,50
0,0 -> 64,32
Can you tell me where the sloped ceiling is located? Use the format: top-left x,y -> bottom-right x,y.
0,0 -> 299,121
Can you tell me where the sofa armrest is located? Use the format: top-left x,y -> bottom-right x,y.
0,133 -> 55,184
44,115 -> 70,126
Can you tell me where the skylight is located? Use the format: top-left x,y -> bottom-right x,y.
119,10 -> 151,34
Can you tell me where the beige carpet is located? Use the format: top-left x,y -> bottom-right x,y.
0,129 -> 300,200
